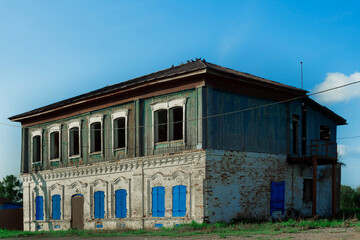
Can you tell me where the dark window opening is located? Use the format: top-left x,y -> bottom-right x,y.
90,122 -> 101,153
320,125 -> 330,141
69,127 -> 80,156
303,179 -> 313,202
302,104 -> 307,155
292,115 -> 299,154
33,135 -> 41,163
114,118 -> 125,149
155,109 -> 167,143
170,107 -> 183,141
50,131 -> 60,160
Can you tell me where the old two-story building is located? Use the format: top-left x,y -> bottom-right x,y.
9,59 -> 346,231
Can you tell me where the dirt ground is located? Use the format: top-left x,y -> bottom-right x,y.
5,227 -> 360,240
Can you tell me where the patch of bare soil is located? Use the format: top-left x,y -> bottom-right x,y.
6,227 -> 360,240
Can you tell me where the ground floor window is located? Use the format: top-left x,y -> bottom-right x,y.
115,189 -> 127,218
172,185 -> 186,217
35,196 -> 44,220
52,195 -> 61,220
94,191 -> 105,219
152,186 -> 165,217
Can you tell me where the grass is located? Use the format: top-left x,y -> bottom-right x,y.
1,219 -> 360,238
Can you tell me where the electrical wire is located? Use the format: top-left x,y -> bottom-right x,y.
1,78 -> 360,132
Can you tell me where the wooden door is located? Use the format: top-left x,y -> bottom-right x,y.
71,195 -> 84,230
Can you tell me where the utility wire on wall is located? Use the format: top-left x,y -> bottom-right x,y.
1,79 -> 360,136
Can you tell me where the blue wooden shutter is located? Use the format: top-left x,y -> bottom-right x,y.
179,185 -> 186,216
94,191 -> 105,218
172,186 -> 179,217
52,195 -> 61,220
270,181 -> 285,215
94,192 -> 99,218
158,187 -> 165,217
173,185 -> 186,217
115,189 -> 127,218
152,186 -> 165,217
35,196 -> 44,220
100,191 -> 104,218
152,187 -> 158,217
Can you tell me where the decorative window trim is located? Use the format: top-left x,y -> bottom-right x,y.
111,109 -> 129,153
48,124 -> 61,162
88,115 -> 103,155
150,98 -> 187,147
67,120 -> 81,159
30,129 -> 42,165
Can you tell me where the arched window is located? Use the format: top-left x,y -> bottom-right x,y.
114,118 -> 126,149
69,127 -> 80,157
152,186 -> 165,217
33,135 -> 41,163
50,131 -> 60,160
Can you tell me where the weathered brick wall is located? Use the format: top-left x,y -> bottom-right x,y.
21,151 -> 206,231
205,150 -> 336,222
205,150 -> 287,222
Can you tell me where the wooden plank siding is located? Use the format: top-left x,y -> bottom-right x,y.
23,88 -> 201,173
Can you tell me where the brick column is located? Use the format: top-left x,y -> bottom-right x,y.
312,157 -> 317,216
332,161 -> 336,218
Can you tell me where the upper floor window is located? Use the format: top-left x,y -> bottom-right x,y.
154,109 -> 167,143
170,107 -> 183,141
320,125 -> 330,141
31,129 -> 42,164
111,109 -> 128,151
48,124 -> 61,161
89,115 -> 102,154
151,98 -> 186,145
68,121 -> 81,158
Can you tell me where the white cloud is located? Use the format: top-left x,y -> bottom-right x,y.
313,72 -> 360,104
338,144 -> 349,157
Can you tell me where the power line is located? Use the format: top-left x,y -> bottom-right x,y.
1,78 -> 360,131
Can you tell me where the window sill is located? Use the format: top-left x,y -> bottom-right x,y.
69,155 -> 80,159
90,152 -> 102,156
50,159 -> 60,162
155,139 -> 184,145
114,147 -> 126,152
32,162 -> 42,166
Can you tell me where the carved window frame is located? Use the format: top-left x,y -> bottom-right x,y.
48,124 -> 61,162
68,120 -> 81,159
88,115 -> 103,155
150,98 -> 187,147
30,129 -> 43,165
111,109 -> 129,153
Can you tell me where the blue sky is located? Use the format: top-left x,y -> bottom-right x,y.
1,1 -> 360,186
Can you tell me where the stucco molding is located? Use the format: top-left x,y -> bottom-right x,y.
20,151 -> 205,183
